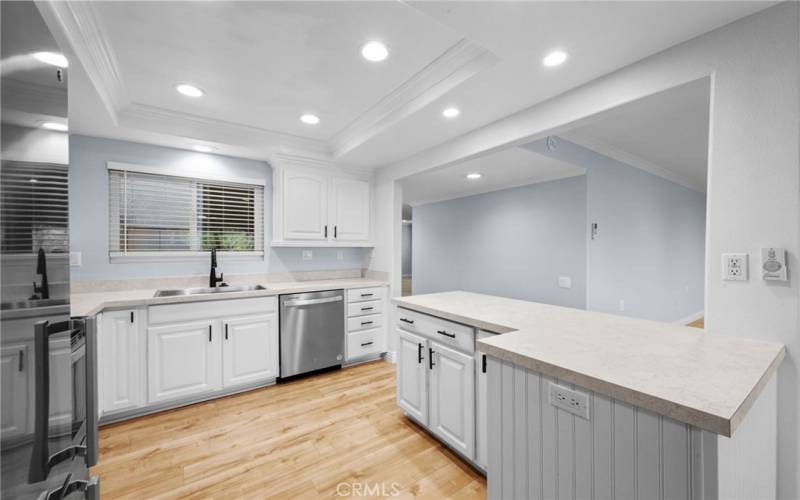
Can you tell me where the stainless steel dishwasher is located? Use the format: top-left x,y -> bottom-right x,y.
279,289 -> 345,378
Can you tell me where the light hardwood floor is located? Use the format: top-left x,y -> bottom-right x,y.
92,360 -> 486,499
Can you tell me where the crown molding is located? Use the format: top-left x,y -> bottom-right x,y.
269,152 -> 375,177
330,39 -> 498,159
119,103 -> 331,157
1,79 -> 67,117
560,131 -> 706,193
35,0 -> 128,125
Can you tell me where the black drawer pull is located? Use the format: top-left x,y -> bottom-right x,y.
130,311 -> 134,323
429,347 -> 435,369
361,321 -> 373,326
399,318 -> 414,324
360,293 -> 374,297
18,350 -> 24,371
437,330 -> 456,338
361,306 -> 374,311
482,354 -> 487,373
208,325 -> 212,342
225,323 -> 229,340
360,341 -> 374,347
417,343 -> 423,364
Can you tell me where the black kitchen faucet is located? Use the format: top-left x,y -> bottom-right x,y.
209,247 -> 225,288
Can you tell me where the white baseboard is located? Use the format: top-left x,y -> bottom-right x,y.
675,311 -> 704,326
383,351 -> 397,364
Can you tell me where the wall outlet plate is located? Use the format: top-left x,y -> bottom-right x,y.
761,247 -> 787,281
722,253 -> 748,281
549,382 -> 590,420
302,249 -> 313,261
558,276 -> 572,289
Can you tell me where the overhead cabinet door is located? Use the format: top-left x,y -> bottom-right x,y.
283,170 -> 328,240
397,328 -> 428,424
429,340 -> 475,460
222,314 -> 278,388
148,320 -> 220,403
330,178 -> 369,241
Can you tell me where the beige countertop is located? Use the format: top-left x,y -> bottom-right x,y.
72,278 -> 388,317
393,291 -> 784,437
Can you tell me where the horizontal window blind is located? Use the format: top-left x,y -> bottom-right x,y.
108,168 -> 264,255
0,161 -> 69,254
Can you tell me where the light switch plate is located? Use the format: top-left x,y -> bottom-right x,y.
722,253 -> 748,281
549,382 -> 590,420
558,277 -> 572,289
302,249 -> 313,261
761,247 -> 787,281
69,252 -> 82,267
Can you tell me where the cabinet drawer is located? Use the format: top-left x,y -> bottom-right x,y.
347,300 -> 383,317
346,329 -> 382,360
347,287 -> 384,303
149,297 -> 276,324
397,307 -> 475,353
347,313 -> 382,332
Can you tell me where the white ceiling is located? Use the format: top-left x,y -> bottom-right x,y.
401,147 -> 584,206
41,1 -> 771,169
562,78 -> 710,192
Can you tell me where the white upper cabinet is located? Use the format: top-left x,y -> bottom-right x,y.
272,161 -> 372,246
282,170 -> 328,241
329,178 -> 370,242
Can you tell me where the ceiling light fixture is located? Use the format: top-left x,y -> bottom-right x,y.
41,122 -> 68,132
442,107 -> 460,119
542,50 -> 568,67
466,173 -> 482,180
300,114 -> 320,125
32,51 -> 68,68
175,84 -> 204,97
193,145 -> 214,153
361,41 -> 388,62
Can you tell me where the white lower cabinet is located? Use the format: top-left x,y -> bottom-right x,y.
148,319 -> 220,404
397,329 -> 428,423
429,341 -> 475,459
222,314 -> 278,388
475,331 -> 491,470
100,310 -> 144,414
1,344 -> 30,438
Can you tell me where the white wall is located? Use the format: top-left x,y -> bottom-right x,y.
70,135 -> 371,281
372,4 -> 799,496
411,175 -> 588,309
401,222 -> 412,277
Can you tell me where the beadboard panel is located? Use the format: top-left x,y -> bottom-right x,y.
487,358 -> 709,500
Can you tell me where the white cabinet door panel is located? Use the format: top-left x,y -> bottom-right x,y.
476,331 -> 492,469
396,329 -> 428,424
148,320 -> 220,403
100,310 -> 144,414
1,344 -> 29,438
330,178 -> 369,241
283,171 -> 328,240
223,314 -> 278,388
430,340 -> 475,460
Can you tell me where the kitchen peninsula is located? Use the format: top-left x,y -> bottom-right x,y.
393,291 -> 784,500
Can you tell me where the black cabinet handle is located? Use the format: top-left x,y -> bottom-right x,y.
482,354 -> 487,373
324,225 -> 328,238
361,306 -> 374,311
400,318 -> 414,324
360,293 -> 374,297
225,324 -> 229,340
18,350 -> 24,371
360,341 -> 374,347
361,321 -> 373,326
437,330 -> 456,339
208,325 -> 212,342
334,225 -> 337,238
417,343 -> 423,364
429,347 -> 435,369
130,311 -> 134,323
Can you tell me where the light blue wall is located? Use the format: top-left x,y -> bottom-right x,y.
69,135 -> 370,280
401,222 -> 412,276
412,175 -> 588,309
524,137 -> 706,322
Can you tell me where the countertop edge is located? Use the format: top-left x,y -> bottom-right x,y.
727,345 -> 786,436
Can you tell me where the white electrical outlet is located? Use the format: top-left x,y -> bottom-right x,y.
337,250 -> 344,261
619,299 -> 625,312
558,276 -> 572,289
549,382 -> 590,420
722,253 -> 748,281
302,249 -> 313,261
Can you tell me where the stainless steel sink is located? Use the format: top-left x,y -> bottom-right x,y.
0,298 -> 70,310
153,285 -> 267,298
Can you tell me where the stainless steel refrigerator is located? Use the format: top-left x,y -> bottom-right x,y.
1,2 -> 99,498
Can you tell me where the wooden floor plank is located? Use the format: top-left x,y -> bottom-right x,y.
92,360 -> 486,499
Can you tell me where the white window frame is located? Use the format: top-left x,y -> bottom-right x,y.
107,162 -> 266,263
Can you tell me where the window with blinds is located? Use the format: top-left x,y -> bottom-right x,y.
108,168 -> 264,256
0,161 -> 69,254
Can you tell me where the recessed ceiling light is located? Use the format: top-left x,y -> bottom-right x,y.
41,122 -> 68,132
32,51 -> 68,68
442,107 -> 460,119
193,145 -> 214,153
466,173 -> 482,180
361,41 -> 388,62
175,84 -> 204,97
542,50 -> 568,67
300,114 -> 320,125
